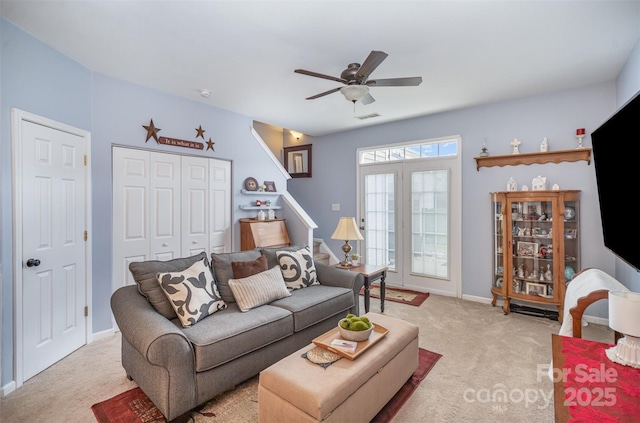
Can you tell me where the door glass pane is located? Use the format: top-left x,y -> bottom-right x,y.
364,173 -> 395,270
411,170 -> 448,278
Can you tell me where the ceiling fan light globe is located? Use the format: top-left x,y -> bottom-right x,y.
340,85 -> 369,102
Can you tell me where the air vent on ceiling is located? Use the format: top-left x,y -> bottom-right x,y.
354,113 -> 381,120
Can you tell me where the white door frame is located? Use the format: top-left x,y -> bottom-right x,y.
11,109 -> 93,388
356,136 -> 462,298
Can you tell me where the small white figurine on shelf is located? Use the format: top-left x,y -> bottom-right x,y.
518,265 -> 524,278
545,264 -> 553,281
507,177 -> 517,191
540,137 -> 549,152
521,185 -> 529,191
257,210 -> 265,221
532,176 -> 547,191
267,209 -> 275,220
552,183 -> 560,190
479,143 -> 489,157
511,138 -> 521,154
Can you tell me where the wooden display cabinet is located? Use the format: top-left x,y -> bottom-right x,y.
490,190 -> 580,322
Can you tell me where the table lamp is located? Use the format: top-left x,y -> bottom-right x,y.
605,291 -> 640,368
331,217 -> 364,267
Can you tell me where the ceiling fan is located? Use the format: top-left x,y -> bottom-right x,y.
295,50 -> 422,105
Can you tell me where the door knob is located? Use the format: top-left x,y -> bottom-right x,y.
26,258 -> 41,267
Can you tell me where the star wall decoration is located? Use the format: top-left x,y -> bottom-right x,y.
206,138 -> 215,151
195,125 -> 206,139
142,119 -> 161,143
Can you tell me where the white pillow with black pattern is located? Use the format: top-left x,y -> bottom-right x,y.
156,257 -> 227,327
276,247 -> 320,291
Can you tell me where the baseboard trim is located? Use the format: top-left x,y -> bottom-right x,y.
1,380 -> 16,398
462,294 -> 609,326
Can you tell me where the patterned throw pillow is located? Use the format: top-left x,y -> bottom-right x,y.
228,266 -> 291,312
156,258 -> 227,327
276,247 -> 320,291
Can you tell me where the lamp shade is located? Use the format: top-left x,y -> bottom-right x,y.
609,291 -> 640,337
331,217 -> 364,241
340,85 -> 369,102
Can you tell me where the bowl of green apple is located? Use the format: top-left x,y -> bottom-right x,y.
338,314 -> 374,342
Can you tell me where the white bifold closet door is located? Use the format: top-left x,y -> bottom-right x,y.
112,146 -> 231,291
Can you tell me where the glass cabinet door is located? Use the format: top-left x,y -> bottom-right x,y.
492,198 -> 505,292
563,200 -> 580,282
510,200 -> 555,299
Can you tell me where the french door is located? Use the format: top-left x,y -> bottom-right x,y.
359,156 -> 461,296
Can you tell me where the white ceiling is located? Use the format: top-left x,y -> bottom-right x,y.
2,1 -> 639,136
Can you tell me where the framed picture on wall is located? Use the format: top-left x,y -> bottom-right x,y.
284,144 -> 312,178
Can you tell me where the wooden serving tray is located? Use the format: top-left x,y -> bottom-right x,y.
312,324 -> 389,360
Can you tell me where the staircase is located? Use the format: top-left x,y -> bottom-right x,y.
313,239 -> 331,265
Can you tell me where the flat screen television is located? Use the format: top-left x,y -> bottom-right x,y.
591,90 -> 640,271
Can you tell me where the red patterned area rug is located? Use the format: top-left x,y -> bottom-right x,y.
92,348 -> 442,423
360,285 -> 430,307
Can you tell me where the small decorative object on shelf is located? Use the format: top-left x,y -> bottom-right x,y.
576,128 -> 585,148
521,185 -> 529,191
244,177 -> 259,191
259,184 -> 267,192
510,138 -> 521,154
552,183 -> 560,190
540,137 -> 549,152
268,209 -> 276,220
264,181 -> 276,192
257,210 -> 265,221
479,143 -> 489,157
532,175 -> 547,191
507,177 -> 517,191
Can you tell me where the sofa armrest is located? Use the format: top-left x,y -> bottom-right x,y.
316,262 -> 364,315
111,285 -> 194,367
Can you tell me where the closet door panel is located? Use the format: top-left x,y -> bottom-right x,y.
181,156 -> 209,256
209,159 -> 231,254
150,153 -> 181,260
113,148 -> 150,289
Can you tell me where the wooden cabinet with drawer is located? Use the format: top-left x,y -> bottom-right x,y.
239,218 -> 291,251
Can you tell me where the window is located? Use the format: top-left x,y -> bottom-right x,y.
359,138 -> 458,164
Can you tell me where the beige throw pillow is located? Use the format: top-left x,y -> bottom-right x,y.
156,258 -> 227,327
228,266 -> 291,312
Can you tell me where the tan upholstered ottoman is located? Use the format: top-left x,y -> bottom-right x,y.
258,312 -> 419,422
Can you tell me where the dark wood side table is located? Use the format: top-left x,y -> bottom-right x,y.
334,264 -> 387,313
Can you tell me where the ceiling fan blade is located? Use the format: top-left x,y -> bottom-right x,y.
305,87 -> 342,100
361,93 -> 375,105
356,50 -> 388,82
295,69 -> 346,84
367,76 -> 423,87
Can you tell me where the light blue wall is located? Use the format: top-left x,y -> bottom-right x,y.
289,84 -> 619,301
0,20 -> 286,387
1,19 -> 92,385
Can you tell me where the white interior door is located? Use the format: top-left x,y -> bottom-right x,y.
112,147 -> 232,292
14,112 -> 89,383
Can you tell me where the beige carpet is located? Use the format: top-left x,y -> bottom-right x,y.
0,294 -> 613,422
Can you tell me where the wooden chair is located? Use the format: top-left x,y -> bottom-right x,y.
569,289 -> 622,344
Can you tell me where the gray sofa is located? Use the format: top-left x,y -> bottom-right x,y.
110,247 -> 364,421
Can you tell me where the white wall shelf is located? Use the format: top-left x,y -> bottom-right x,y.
241,189 -> 280,195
